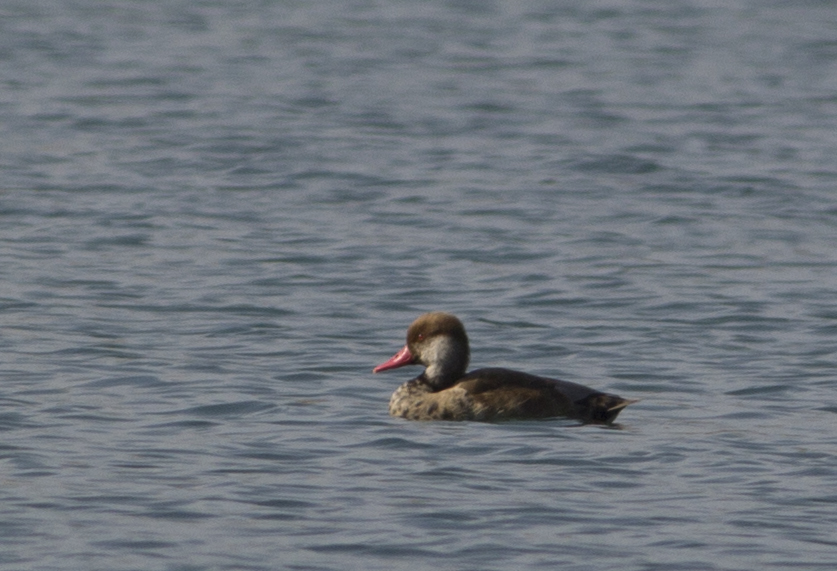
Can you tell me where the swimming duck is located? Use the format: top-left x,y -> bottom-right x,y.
373,312 -> 637,423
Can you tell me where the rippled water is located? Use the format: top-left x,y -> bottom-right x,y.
2,0 -> 837,569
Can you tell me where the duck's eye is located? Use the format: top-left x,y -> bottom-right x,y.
417,333 -> 425,341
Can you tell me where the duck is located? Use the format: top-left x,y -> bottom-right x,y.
373,312 -> 637,423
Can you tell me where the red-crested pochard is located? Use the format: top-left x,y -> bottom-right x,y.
374,312 -> 637,423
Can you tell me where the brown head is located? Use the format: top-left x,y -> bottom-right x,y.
373,312 -> 470,388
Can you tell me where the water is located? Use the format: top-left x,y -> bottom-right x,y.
2,0 -> 837,569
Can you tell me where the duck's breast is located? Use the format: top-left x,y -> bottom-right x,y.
389,380 -> 476,421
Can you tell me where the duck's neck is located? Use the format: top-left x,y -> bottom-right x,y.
421,336 -> 469,390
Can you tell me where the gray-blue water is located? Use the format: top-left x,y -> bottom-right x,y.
2,0 -> 837,569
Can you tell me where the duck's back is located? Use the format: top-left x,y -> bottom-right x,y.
458,368 -> 632,423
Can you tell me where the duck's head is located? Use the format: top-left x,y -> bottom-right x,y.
373,312 -> 470,387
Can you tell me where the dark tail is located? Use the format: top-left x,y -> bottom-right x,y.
579,394 -> 639,424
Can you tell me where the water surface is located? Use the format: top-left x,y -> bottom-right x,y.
2,1 -> 837,569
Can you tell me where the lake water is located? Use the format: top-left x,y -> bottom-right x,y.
2,0 -> 837,569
